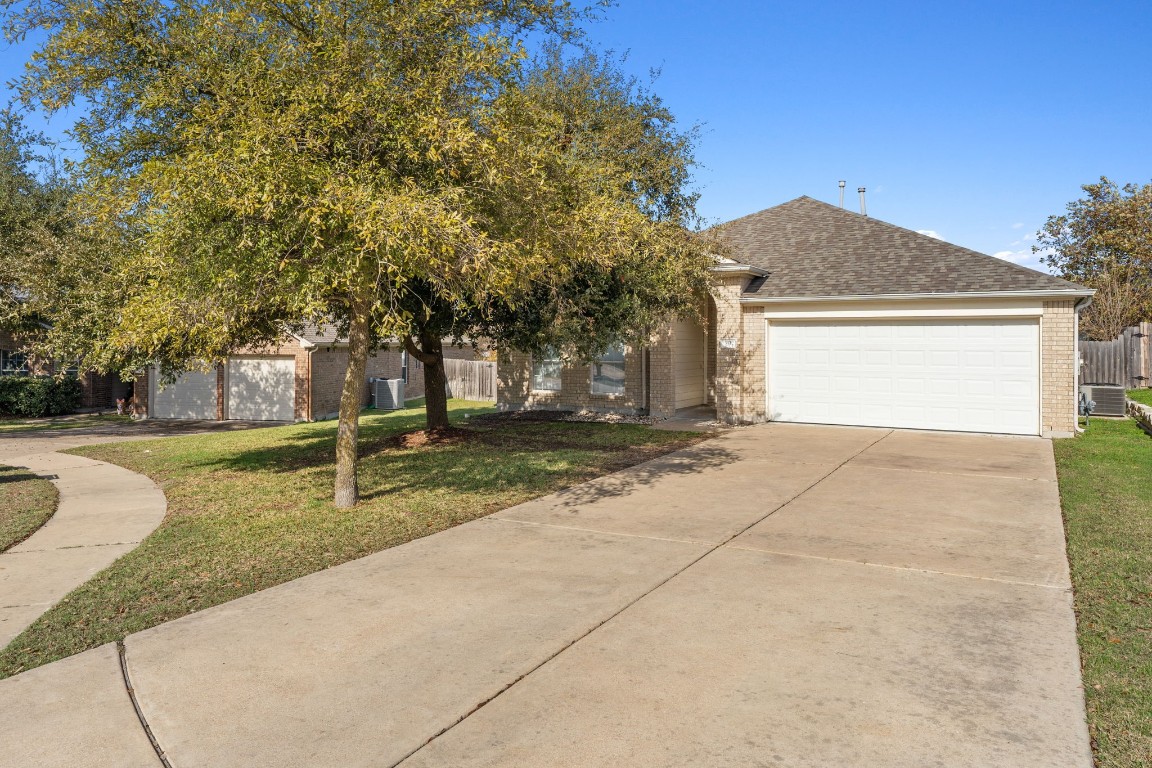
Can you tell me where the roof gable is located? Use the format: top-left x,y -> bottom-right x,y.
714,196 -> 1088,298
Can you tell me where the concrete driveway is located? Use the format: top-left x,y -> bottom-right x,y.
0,423 -> 1091,768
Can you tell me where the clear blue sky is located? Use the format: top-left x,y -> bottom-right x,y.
3,0 -> 1150,272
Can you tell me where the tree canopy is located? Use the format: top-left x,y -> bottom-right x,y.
0,109 -> 73,333
4,0 -> 715,506
1038,177 -> 1152,340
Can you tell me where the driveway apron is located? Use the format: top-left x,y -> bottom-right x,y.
0,423 -> 1091,768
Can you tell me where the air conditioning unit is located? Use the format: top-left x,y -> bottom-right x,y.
373,378 -> 405,410
1080,384 -> 1126,417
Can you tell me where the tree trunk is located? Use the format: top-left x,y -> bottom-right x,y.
419,333 -> 450,430
333,296 -> 372,509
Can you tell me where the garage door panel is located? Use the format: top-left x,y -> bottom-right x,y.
152,369 -> 217,420
227,357 -> 295,422
769,319 -> 1039,435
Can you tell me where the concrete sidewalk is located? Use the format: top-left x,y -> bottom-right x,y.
0,452 -> 166,648
0,424 -> 1092,768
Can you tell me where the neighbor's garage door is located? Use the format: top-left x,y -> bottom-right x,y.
227,357 -> 296,421
152,369 -> 218,420
767,318 -> 1040,435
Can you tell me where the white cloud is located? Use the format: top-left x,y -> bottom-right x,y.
916,229 -> 944,240
993,246 -> 1055,273
1011,222 -> 1025,229
993,249 -> 1032,264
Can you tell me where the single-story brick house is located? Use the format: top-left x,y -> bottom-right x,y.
0,329 -> 132,411
141,326 -> 484,421
498,196 -> 1094,438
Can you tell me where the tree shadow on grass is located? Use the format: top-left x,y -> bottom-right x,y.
0,467 -> 46,484
196,418 -> 740,506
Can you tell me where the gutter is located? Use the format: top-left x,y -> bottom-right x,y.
739,289 -> 1096,305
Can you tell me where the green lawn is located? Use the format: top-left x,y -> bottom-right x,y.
0,413 -> 133,434
0,466 -> 58,552
0,401 -> 705,678
1127,389 -> 1152,407
1054,417 -> 1152,767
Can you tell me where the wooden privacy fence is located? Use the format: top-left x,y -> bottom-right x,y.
1080,322 -> 1151,388
444,358 -> 497,402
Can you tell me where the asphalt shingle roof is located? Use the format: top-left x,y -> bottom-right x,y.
715,196 -> 1089,298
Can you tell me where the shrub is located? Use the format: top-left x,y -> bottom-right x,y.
0,376 -> 82,418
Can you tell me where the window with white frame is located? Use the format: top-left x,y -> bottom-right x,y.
591,344 -> 626,395
0,350 -> 28,376
531,348 -> 562,392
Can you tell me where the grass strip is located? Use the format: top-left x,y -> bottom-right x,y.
1053,417 -> 1152,767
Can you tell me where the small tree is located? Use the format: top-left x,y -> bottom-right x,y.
1038,177 -> 1152,339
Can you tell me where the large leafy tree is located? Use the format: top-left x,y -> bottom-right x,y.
1038,177 -> 1152,339
4,0 -> 713,507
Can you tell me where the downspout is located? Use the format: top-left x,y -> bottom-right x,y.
306,347 -> 314,422
1073,295 -> 1093,433
641,347 -> 649,415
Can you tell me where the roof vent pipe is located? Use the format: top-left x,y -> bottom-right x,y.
838,180 -> 846,208
858,187 -> 867,216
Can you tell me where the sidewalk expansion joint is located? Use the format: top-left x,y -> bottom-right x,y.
390,429 -> 894,768
118,640 -> 173,768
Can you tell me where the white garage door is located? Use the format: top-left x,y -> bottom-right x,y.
673,318 -> 707,409
152,369 -> 218,420
227,357 -> 296,421
768,318 -> 1040,435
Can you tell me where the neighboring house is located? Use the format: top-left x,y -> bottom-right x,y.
498,196 -> 1094,438
0,329 -> 132,411
142,326 -> 485,421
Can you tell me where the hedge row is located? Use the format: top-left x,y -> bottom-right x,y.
0,376 -> 81,418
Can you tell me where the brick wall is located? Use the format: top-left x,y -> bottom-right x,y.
78,371 -> 132,410
498,345 -> 648,415
133,369 -> 149,417
1042,300 -> 1078,437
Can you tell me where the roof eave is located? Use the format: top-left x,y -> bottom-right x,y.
739,288 -> 1096,304
710,263 -> 769,278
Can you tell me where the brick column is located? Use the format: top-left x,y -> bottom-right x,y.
647,325 -> 676,418
712,275 -> 747,424
741,305 -> 767,422
1042,300 -> 1077,437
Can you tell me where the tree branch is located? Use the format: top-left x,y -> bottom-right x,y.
403,335 -> 438,365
